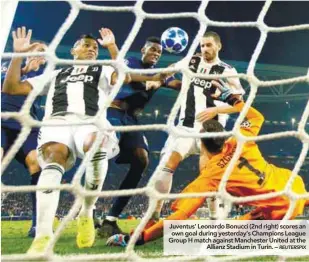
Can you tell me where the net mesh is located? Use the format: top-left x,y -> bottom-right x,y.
1,0 -> 309,261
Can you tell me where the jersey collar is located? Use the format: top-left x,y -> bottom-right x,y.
201,56 -> 221,66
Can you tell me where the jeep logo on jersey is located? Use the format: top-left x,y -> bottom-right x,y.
60,74 -> 94,84
190,77 -> 212,89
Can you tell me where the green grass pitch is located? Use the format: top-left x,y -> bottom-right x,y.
1,220 -> 308,261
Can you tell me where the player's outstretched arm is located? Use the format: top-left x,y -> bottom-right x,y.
197,105 -> 239,123
97,28 -> 166,85
130,71 -> 174,83
3,27 -> 41,95
160,63 -> 181,90
128,60 -> 176,85
212,81 -> 264,136
97,27 -> 119,60
145,78 -> 181,91
110,71 -> 131,85
97,27 -> 131,84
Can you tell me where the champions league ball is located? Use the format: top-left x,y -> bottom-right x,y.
161,27 -> 189,54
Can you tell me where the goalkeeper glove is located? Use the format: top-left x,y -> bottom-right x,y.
212,79 -> 241,106
106,233 -> 145,247
106,234 -> 129,247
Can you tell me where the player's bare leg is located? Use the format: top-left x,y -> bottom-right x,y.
25,150 -> 40,175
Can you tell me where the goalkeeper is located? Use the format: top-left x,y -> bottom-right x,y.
107,80 -> 309,246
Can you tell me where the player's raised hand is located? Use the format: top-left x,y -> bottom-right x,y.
12,26 -> 41,53
22,57 -> 46,74
97,28 -> 116,48
196,107 -> 219,123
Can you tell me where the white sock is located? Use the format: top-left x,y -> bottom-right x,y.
79,150 -> 108,218
207,197 -> 216,219
154,167 -> 174,215
36,163 -> 64,238
106,216 -> 117,222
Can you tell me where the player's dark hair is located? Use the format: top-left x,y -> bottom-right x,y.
201,119 -> 226,154
145,36 -> 161,45
203,31 -> 221,44
73,34 -> 97,48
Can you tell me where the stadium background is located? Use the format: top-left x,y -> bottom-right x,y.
2,1 -> 309,220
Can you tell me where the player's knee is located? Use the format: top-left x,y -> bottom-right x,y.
132,148 -> 149,170
42,142 -> 69,166
83,132 -> 96,152
25,150 -> 40,174
83,132 -> 108,153
165,151 -> 182,170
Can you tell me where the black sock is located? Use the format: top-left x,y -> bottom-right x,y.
132,232 -> 145,245
30,171 -> 40,227
108,158 -> 145,217
104,219 -> 117,225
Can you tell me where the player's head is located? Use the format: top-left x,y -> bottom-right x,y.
200,31 -> 222,63
201,119 -> 226,154
71,34 -> 99,60
141,37 -> 162,66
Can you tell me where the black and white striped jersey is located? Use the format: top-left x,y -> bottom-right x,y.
26,65 -> 114,119
179,56 -> 245,129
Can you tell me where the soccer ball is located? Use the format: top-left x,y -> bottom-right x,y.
161,27 -> 189,54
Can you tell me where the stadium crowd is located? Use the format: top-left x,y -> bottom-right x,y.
3,178 -> 308,220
